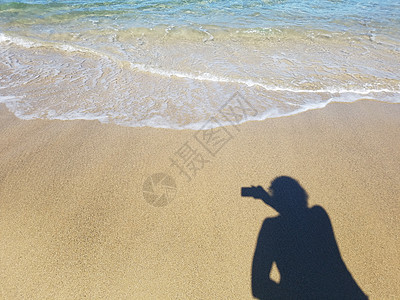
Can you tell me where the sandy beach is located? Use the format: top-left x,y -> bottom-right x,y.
0,100 -> 399,299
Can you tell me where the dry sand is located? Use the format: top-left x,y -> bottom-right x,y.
0,100 -> 399,299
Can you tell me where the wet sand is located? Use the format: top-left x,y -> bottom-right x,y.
0,100 -> 399,299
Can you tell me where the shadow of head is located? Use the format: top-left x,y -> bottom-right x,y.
269,176 -> 308,216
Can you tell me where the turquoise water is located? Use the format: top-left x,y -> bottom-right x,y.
0,0 -> 399,128
1,0 -> 399,34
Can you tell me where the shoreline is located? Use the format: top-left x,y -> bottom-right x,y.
1,100 -> 399,299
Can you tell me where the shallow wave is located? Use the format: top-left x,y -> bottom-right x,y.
0,29 -> 399,130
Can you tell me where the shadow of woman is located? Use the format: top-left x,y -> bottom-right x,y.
245,176 -> 367,299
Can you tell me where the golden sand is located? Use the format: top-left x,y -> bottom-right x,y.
0,100 -> 399,299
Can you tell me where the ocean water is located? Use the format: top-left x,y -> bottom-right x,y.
0,0 -> 399,129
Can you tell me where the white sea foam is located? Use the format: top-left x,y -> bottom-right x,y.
1,90 -> 399,130
1,33 -> 399,96
129,63 -> 400,95
0,33 -> 41,48
0,96 -> 20,103
0,32 -> 102,56
1,29 -> 399,130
